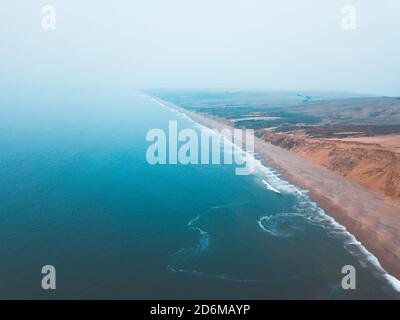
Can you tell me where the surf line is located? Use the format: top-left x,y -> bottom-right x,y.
262,179 -> 281,194
147,93 -> 400,292
145,95 -> 258,176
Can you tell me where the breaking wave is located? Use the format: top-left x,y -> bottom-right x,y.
257,212 -> 304,238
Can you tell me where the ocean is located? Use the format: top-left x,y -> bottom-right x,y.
0,88 -> 399,299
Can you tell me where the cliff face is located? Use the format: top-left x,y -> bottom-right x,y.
258,130 -> 400,204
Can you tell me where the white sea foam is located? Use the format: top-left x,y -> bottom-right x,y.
147,94 -> 400,293
258,213 -> 303,238
261,179 -> 281,194
167,202 -> 335,284
167,202 -> 263,282
292,197 -> 400,293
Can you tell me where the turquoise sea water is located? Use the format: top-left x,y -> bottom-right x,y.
0,89 -> 399,299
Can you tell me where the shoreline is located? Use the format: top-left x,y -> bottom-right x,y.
150,95 -> 400,289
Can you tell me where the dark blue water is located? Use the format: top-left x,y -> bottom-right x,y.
0,88 -> 399,299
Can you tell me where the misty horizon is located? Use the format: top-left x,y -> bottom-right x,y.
1,1 -> 399,96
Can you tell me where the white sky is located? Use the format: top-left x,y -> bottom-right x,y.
1,0 -> 399,95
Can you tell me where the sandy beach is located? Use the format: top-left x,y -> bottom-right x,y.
166,102 -> 400,282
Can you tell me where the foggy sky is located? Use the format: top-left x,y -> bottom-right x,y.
1,1 -> 399,96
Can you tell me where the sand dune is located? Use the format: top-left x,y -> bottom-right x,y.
259,131 -> 400,205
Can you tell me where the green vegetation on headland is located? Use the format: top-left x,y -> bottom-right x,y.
233,112 -> 321,129
150,90 -> 400,138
